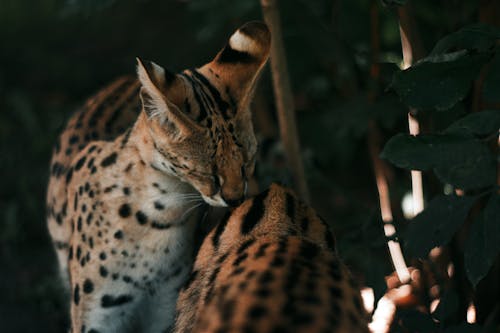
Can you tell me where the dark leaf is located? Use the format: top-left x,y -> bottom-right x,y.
431,24 -> 500,55
381,133 -> 468,170
446,110 -> 500,137
483,194 -> 500,254
365,262 -> 387,306
405,195 -> 476,258
397,309 -> 437,333
434,154 -> 496,190
432,289 -> 459,322
465,194 -> 500,287
465,213 -> 490,287
391,52 -> 492,110
381,133 -> 496,189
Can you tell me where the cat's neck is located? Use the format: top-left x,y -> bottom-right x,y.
124,112 -> 203,217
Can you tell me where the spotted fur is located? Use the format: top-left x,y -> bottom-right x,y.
45,21 -> 270,333
174,184 -> 369,333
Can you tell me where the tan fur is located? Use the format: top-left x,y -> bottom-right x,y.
45,21 -> 270,333
174,184 -> 370,333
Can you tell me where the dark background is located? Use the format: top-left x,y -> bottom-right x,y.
0,0 -> 498,332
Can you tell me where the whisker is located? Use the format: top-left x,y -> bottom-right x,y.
181,203 -> 204,220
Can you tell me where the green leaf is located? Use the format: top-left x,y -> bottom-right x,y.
434,155 -> 496,189
405,195 -> 476,258
380,133 -> 496,189
446,110 -> 500,137
432,289 -> 459,322
465,213 -> 491,287
392,52 -> 491,110
465,194 -> 500,287
381,133 -> 496,189
484,194 -> 500,254
381,133 -> 472,170
431,24 -> 500,56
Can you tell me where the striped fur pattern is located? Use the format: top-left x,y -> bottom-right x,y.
174,184 -> 370,333
45,21 -> 270,333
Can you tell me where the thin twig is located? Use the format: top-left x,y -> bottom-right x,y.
397,3 -> 425,216
260,0 -> 310,202
368,0 -> 410,284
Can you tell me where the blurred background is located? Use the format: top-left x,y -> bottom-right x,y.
1,0 -> 499,332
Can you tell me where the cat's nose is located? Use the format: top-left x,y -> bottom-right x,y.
222,195 -> 245,207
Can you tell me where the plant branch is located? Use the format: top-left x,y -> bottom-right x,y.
260,0 -> 310,202
397,2 -> 425,216
368,0 -> 410,286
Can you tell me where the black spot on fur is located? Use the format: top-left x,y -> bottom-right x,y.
101,294 -> 133,307
65,167 -> 73,184
114,230 -> 123,239
100,152 -> 117,167
73,284 -> 80,305
76,246 -> 82,260
254,243 -> 270,259
118,204 -> 131,218
271,256 -> 285,267
233,253 -> 248,267
68,135 -> 79,145
258,271 -> 274,284
241,189 -> 269,235
300,240 -> 320,259
237,238 -> 255,255
248,305 -> 267,319
151,221 -> 172,229
83,279 -> 94,293
254,288 -> 271,298
135,211 -> 148,225
75,156 -> 87,171
212,210 -> 231,248
154,201 -> 164,210
182,270 -> 198,290
99,265 -> 108,277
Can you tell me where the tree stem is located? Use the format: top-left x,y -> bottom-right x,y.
260,0 -> 310,202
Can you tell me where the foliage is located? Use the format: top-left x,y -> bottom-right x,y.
0,0 -> 499,332
382,23 -> 500,294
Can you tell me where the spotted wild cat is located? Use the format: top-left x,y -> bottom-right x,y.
174,183 -> 369,333
45,21 -> 270,333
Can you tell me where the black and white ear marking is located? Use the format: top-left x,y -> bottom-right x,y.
217,21 -> 271,64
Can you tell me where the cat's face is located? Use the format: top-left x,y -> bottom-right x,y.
137,21 -> 270,207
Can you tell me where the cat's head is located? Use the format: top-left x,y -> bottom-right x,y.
137,21 -> 270,207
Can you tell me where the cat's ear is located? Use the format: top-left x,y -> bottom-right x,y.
136,57 -> 200,135
203,21 -> 271,108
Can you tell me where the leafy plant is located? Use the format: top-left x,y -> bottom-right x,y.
382,23 -> 500,293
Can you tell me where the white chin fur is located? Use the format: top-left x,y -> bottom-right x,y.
202,194 -> 228,207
